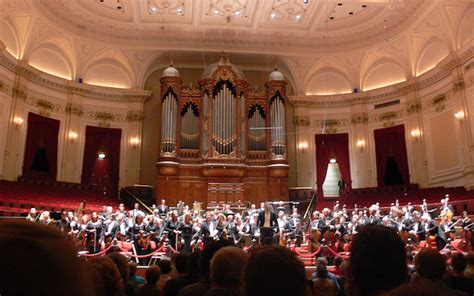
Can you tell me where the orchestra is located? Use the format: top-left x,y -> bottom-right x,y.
24,197 -> 474,258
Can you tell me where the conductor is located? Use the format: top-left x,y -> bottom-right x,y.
257,202 -> 279,245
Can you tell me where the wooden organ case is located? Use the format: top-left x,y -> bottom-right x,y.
156,54 -> 289,206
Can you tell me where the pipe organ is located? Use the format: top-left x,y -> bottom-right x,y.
157,54 -> 289,206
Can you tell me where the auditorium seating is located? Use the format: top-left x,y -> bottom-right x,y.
0,180 -> 121,215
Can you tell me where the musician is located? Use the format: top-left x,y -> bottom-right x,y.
291,207 -> 301,220
200,214 -> 214,244
178,213 -> 194,253
310,211 -> 324,231
164,212 -> 179,249
118,203 -> 126,216
38,211 -> 52,225
26,208 -> 37,222
145,216 -> 160,242
57,211 -> 71,232
409,212 -> 425,241
278,211 -> 291,245
214,213 -> 228,240
421,213 -> 446,250
104,213 -> 120,239
258,202 -> 266,213
462,211 -> 474,246
158,199 -> 169,218
223,204 -> 234,216
86,212 -> 103,254
257,202 -> 279,245
321,208 -> 332,225
131,203 -> 145,218
439,215 -> 456,242
367,205 -> 381,225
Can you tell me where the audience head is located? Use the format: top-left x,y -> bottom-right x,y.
87,256 -> 123,296
158,259 -> 172,275
414,248 -> 446,281
0,220 -> 90,296
466,253 -> 474,266
145,265 -> 161,285
243,245 -> 307,296
348,224 -> 407,296
210,246 -> 248,291
107,253 -> 130,290
316,263 -> 328,279
175,253 -> 190,275
451,252 -> 467,274
129,261 -> 138,276
199,239 -> 234,277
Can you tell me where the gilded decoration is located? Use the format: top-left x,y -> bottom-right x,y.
294,116 -> 310,127
66,103 -> 84,116
351,113 -> 368,125
407,101 -> 422,115
126,110 -> 144,122
378,111 -> 400,127
431,94 -> 446,112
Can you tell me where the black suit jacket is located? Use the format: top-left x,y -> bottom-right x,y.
257,211 -> 279,229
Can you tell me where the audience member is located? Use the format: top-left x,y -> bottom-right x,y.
205,246 -> 248,296
164,251 -> 200,296
178,240 -> 233,296
328,256 -> 344,277
444,253 -> 474,295
129,261 -> 145,288
87,256 -> 123,296
312,257 -> 340,292
243,245 -> 308,296
386,248 -> 467,296
0,220 -> 91,296
347,224 -> 408,296
464,253 -> 474,279
312,263 -> 336,296
108,252 -> 135,296
164,253 -> 191,296
135,265 -> 161,296
157,259 -> 173,291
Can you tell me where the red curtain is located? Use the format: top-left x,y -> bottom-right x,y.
374,125 -> 410,186
315,133 -> 351,199
23,112 -> 60,180
82,126 -> 121,198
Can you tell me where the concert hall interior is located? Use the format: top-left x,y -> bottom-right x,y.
0,0 -> 474,295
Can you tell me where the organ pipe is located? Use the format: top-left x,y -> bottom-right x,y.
270,96 -> 286,156
212,83 -> 237,155
161,91 -> 177,154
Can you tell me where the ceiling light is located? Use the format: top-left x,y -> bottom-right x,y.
98,151 -> 106,160
234,10 -> 241,16
330,158 -> 337,164
295,15 -> 302,21
177,7 -> 184,15
149,5 -> 158,14
270,12 -> 276,18
213,9 -> 220,16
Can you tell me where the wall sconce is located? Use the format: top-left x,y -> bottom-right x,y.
298,141 -> 309,153
454,111 -> 465,121
410,129 -> 421,141
356,139 -> 366,150
68,131 -> 78,142
98,151 -> 106,160
130,137 -> 140,148
13,116 -> 24,127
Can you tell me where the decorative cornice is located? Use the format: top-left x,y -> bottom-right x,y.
290,45 -> 473,109
0,49 -> 151,103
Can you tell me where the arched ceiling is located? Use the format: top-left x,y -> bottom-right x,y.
0,0 -> 472,94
